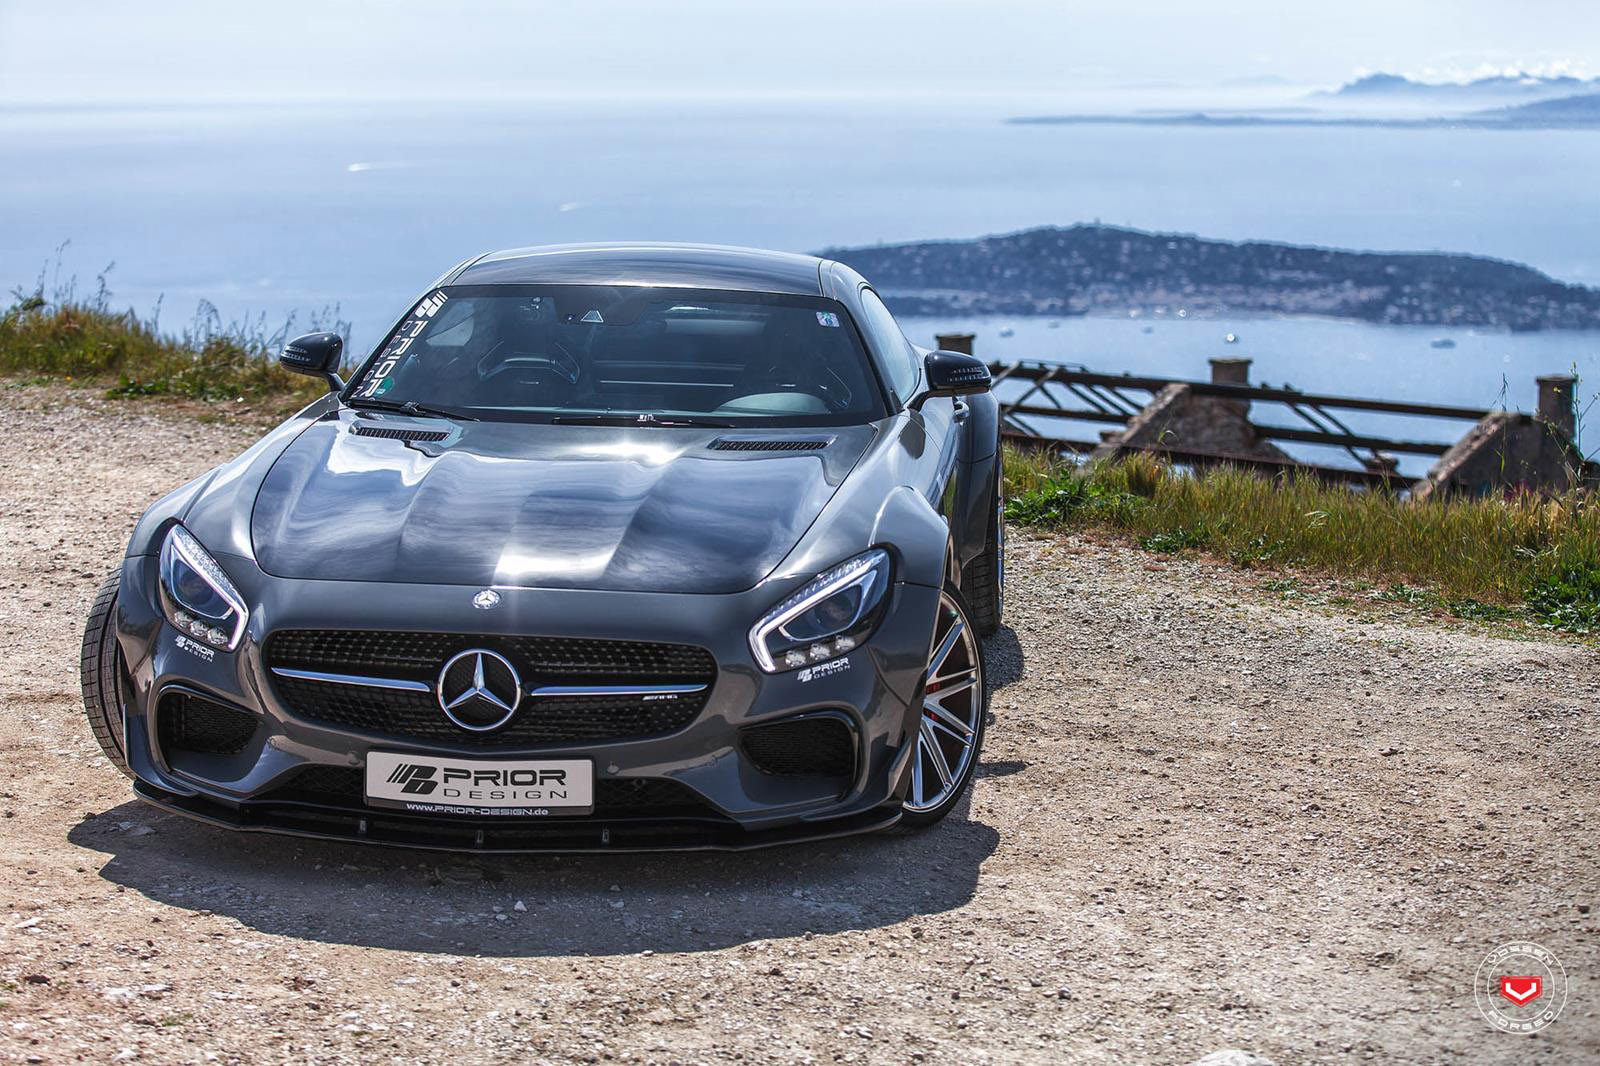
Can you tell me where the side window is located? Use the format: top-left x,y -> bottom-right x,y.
856,289 -> 920,406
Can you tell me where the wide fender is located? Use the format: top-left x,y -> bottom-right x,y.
125,394 -> 337,559
868,484 -> 951,589
964,389 -> 1000,463
952,450 -> 999,574
125,473 -> 217,558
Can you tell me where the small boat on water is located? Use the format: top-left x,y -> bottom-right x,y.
1224,332 -> 1239,344
1047,320 -> 1061,329
1430,338 -> 1457,349
998,327 -> 1015,338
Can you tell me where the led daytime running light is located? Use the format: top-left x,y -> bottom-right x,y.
161,525 -> 250,651
749,549 -> 889,673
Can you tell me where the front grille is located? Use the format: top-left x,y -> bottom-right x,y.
158,692 -> 258,756
709,436 -> 832,452
350,424 -> 449,443
262,765 -> 717,819
741,715 -> 856,778
269,631 -> 713,679
265,631 -> 716,746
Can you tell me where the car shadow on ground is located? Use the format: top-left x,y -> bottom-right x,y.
983,625 -> 1024,691
69,798 -> 999,958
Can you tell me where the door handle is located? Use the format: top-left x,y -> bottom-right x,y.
952,400 -> 970,423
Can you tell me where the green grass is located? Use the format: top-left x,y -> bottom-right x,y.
0,279 -> 331,409
1003,443 -> 1600,634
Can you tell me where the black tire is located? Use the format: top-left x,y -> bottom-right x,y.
899,582 -> 989,829
962,464 -> 1004,638
80,569 -> 134,779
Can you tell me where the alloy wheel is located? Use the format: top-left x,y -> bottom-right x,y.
906,590 -> 983,813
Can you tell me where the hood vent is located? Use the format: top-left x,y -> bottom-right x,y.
710,435 -> 834,452
351,424 -> 450,443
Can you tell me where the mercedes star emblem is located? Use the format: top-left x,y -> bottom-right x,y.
436,649 -> 522,731
472,588 -> 501,609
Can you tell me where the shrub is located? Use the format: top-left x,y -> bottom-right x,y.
1003,443 -> 1600,618
1526,562 -> 1600,633
1,270 -> 340,411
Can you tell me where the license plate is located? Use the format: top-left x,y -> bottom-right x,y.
364,752 -> 594,816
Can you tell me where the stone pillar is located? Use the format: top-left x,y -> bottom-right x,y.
1209,358 -> 1251,386
936,332 -> 975,355
1536,374 -> 1578,441
1209,358 -> 1252,416
1363,454 -> 1400,482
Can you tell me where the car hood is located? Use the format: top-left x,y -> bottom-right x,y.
248,416 -> 874,593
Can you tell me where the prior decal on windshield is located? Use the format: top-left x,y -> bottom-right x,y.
357,290 -> 450,398
816,311 -> 840,328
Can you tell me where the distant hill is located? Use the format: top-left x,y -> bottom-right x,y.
1325,72 -> 1599,104
821,225 -> 1600,330
1470,92 -> 1600,124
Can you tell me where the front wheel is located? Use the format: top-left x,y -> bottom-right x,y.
80,570 -> 134,779
899,583 -> 988,828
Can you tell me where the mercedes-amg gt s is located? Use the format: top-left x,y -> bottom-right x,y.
80,243 -> 1003,852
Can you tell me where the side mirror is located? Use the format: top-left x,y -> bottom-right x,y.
909,350 -> 991,410
279,332 -> 345,391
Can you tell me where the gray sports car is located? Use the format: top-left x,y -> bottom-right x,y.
80,243 -> 1003,851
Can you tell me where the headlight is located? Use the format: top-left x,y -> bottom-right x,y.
158,525 -> 249,651
749,549 -> 891,673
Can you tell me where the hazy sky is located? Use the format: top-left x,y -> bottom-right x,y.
3,0 -> 1598,104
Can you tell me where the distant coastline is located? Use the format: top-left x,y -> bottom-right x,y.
1012,71 -> 1600,131
822,225 -> 1600,331
1006,110 -> 1600,132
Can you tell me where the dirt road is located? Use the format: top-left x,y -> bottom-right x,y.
1,385 -> 1595,1063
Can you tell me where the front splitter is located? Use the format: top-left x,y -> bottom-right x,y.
132,780 -> 903,854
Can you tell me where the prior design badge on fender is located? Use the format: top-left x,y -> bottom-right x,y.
797,658 -> 851,683
173,634 -> 216,662
364,752 -> 594,816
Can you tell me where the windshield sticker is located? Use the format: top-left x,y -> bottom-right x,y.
414,291 -> 449,319
816,311 -> 840,328
580,309 -> 605,323
356,290 -> 449,398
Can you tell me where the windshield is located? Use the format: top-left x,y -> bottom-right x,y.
346,285 -> 888,425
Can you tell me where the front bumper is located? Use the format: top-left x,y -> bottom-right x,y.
114,552 -> 937,852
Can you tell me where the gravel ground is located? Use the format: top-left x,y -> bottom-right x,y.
0,384 -> 1596,1064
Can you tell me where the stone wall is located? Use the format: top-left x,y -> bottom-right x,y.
1091,360 -> 1290,464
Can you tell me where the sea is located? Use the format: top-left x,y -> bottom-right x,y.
3,95 -> 1597,469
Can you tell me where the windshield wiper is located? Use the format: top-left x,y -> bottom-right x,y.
346,397 -> 480,421
552,413 -> 735,428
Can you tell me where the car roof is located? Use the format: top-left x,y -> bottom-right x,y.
451,242 -> 828,296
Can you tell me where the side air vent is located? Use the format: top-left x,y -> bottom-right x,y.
741,714 -> 856,778
351,424 -> 450,443
710,435 -> 834,452
158,692 -> 259,756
